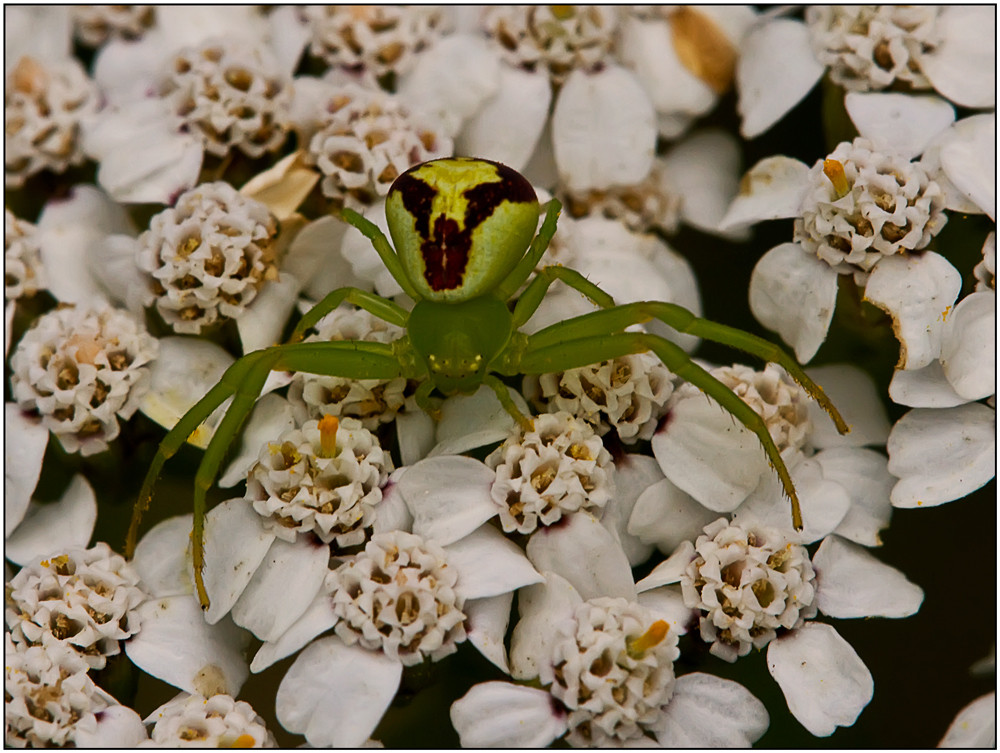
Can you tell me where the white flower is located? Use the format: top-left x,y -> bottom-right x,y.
939,692 -> 996,748
246,415 -> 392,547
73,5 -> 155,48
737,6 -> 995,138
142,692 -> 276,748
328,530 -> 467,666
486,411 -> 614,534
5,543 -> 146,670
4,635 -> 147,747
9,304 -> 158,456
4,55 -> 99,188
4,208 -> 45,302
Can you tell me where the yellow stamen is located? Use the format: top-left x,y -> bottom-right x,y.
823,159 -> 851,199
626,620 -> 669,659
318,414 -> 339,458
230,733 -> 257,748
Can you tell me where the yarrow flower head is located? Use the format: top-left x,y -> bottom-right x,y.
483,5 -> 618,85
5,543 -> 147,670
72,5 -> 155,47
137,181 -> 279,334
306,83 -> 452,208
143,693 -> 276,748
5,208 -> 46,301
160,39 -> 293,159
794,136 -> 947,282
5,56 -> 100,188
328,530 -> 467,666
301,5 -> 448,81
541,597 -> 679,747
246,415 -> 393,548
680,518 -> 818,663
486,411 -> 614,534
526,353 -> 674,442
287,306 -> 411,430
9,305 -> 158,455
4,636 -> 142,747
805,6 -> 942,93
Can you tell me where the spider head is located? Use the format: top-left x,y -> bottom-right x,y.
408,296 -> 513,396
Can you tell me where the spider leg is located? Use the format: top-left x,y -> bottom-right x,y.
340,207 -> 423,302
290,286 -> 408,343
511,265 -> 615,328
528,301 -> 849,435
517,330 -> 807,531
495,199 -> 563,301
130,340 -> 406,609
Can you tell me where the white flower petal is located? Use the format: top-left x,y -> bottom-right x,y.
250,593 -> 338,673
509,572 -> 582,681
864,251 -> 962,370
83,98 -> 204,204
552,65 -> 656,191
339,201 -> 403,298
601,454 -> 661,566
36,185 -> 134,306
202,498 -> 276,625
635,540 -> 696,591
450,681 -> 567,748
397,33 -> 501,137
940,113 -> 996,219
719,156 -> 811,230
4,475 -> 96,566
140,337 -> 235,450
750,242 -> 839,363
654,672 -> 769,746
289,217 -> 357,302
920,116 -> 990,214
126,596 -> 250,697
275,636 -> 402,748
814,447 -> 893,547
71,704 -> 148,748
371,468 -> 414,535
629,477 -> 719,554
430,385 -> 523,457
636,585 -> 694,637
457,65 -> 550,171
845,92 -> 955,160
888,405 -> 996,508
737,18 -> 824,138
663,129 -> 744,237
219,394 -> 297,488
939,692 -> 997,748
4,404 -> 48,536
88,234 -> 153,314
735,455 -> 851,544
395,406 -> 436,467
652,392 -> 770,512
445,524 -> 542,600
813,535 -> 923,619
4,7 -> 72,68
767,622 -> 873,737
231,536 -> 329,642
132,514 -> 194,599
396,455 -> 497,545
921,6 -> 997,109
940,291 -> 996,401
236,272 -> 301,354
888,360 -> 968,408
805,364 -> 890,448
464,592 -> 513,674
525,512 -> 636,601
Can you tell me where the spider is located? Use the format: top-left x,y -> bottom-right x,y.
126,156 -> 849,608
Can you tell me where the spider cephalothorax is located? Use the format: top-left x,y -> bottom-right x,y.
127,156 -> 849,608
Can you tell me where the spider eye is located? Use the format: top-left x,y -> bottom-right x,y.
385,157 -> 540,302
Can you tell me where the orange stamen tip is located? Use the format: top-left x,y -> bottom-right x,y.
231,734 -> 257,748
628,620 -> 670,657
318,414 -> 339,457
823,159 -> 851,198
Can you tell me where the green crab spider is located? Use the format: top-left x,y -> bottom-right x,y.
126,156 -> 849,609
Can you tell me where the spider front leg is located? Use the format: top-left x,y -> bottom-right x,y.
128,340 -> 407,609
518,329 -> 811,530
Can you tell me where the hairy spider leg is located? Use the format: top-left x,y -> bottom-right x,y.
128,340 -> 407,608
494,199 -> 565,301
290,286 -> 409,343
518,329 -> 813,531
511,265 -> 616,328
526,302 -> 850,435
339,207 -> 424,302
